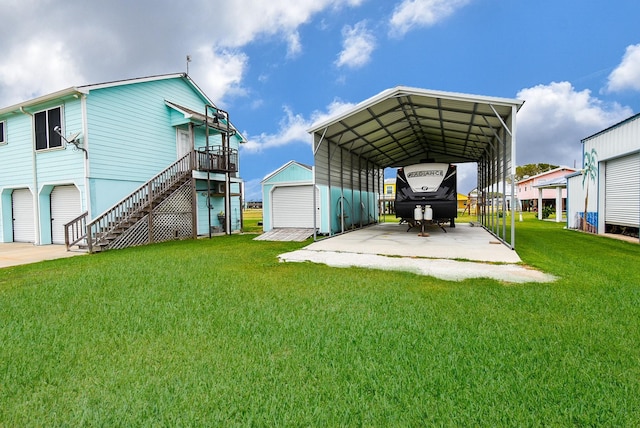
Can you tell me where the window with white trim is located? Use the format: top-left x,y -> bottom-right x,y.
34,107 -> 62,150
386,185 -> 393,195
0,121 -> 5,144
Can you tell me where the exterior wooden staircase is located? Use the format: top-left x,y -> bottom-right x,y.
65,152 -> 196,253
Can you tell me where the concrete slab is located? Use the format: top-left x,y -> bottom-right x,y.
305,222 -> 521,263
278,222 -> 556,283
254,228 -> 316,242
0,243 -> 85,269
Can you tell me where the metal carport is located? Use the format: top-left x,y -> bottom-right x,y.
308,86 -> 524,248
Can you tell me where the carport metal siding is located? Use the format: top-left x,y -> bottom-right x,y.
310,86 -> 522,248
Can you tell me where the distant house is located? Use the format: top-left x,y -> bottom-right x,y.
380,178 -> 396,214
516,167 -> 578,217
456,193 -> 469,211
567,113 -> 640,240
0,73 -> 245,250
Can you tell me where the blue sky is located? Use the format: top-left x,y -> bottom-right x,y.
3,0 -> 640,199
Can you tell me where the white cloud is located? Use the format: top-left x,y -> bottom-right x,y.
335,21 -> 376,69
242,99 -> 356,153
214,0 -> 365,49
516,82 -> 633,166
0,0 -> 367,106
189,46 -> 249,106
605,43 -> 640,92
286,31 -> 303,58
0,38 -> 85,106
389,0 -> 471,37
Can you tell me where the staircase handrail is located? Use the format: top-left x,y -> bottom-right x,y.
85,152 -> 195,252
64,211 -> 88,250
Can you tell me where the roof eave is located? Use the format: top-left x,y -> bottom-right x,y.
307,85 -> 524,134
0,87 -> 87,116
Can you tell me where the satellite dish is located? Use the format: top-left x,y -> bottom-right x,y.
67,132 -> 81,143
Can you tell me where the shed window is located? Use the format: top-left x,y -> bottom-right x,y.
0,121 -> 5,144
35,107 -> 62,150
386,185 -> 393,194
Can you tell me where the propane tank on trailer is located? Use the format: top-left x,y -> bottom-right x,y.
414,205 -> 423,221
424,205 -> 433,221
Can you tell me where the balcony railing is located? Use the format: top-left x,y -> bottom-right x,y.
196,146 -> 238,173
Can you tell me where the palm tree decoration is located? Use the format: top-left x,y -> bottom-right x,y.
581,148 -> 598,232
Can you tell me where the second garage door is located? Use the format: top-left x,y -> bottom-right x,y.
272,185 -> 319,229
51,185 -> 82,244
605,154 -> 640,228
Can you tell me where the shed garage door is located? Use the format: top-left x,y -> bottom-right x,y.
605,153 -> 640,227
272,185 -> 319,228
51,185 -> 81,244
12,189 -> 35,243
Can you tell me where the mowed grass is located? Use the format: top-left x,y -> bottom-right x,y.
1,214 -> 639,425
242,208 -> 263,233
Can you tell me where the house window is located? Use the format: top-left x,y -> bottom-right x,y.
34,107 -> 62,150
0,121 -> 5,145
386,185 -> 393,195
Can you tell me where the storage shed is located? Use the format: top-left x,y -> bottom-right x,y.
308,86 -> 524,248
567,112 -> 640,241
261,161 -> 325,233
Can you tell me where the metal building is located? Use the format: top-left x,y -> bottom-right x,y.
567,112 -> 640,241
308,86 -> 524,248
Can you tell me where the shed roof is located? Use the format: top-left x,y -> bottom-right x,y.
308,86 -> 524,168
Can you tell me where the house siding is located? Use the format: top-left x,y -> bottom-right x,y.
0,114 -> 33,186
85,80 -> 194,182
84,77 -> 227,217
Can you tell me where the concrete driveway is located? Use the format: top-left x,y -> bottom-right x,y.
0,243 -> 85,269
279,222 -> 556,283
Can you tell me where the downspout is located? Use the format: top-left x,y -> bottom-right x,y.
20,107 -> 40,245
80,94 -> 92,221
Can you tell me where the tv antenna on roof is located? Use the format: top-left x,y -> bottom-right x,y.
186,54 -> 192,74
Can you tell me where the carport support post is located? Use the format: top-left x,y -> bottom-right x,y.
509,104 -> 517,249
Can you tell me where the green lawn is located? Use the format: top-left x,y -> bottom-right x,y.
1,214 -> 639,425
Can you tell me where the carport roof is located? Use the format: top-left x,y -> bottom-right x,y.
308,86 -> 524,168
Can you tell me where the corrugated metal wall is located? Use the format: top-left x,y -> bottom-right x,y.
315,140 -> 382,235
583,115 -> 640,161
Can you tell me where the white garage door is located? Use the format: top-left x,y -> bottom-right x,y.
12,189 -> 35,243
272,185 -> 319,228
51,185 -> 81,244
605,153 -> 640,227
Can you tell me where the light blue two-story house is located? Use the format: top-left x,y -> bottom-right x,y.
0,73 -> 244,251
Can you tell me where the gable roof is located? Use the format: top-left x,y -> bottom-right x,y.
516,166 -> 578,184
0,73 -> 211,116
308,85 -> 524,168
261,160 -> 313,183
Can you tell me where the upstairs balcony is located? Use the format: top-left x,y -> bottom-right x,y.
196,146 -> 238,175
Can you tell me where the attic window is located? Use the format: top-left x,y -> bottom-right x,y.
0,121 -> 5,144
34,107 -> 62,150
